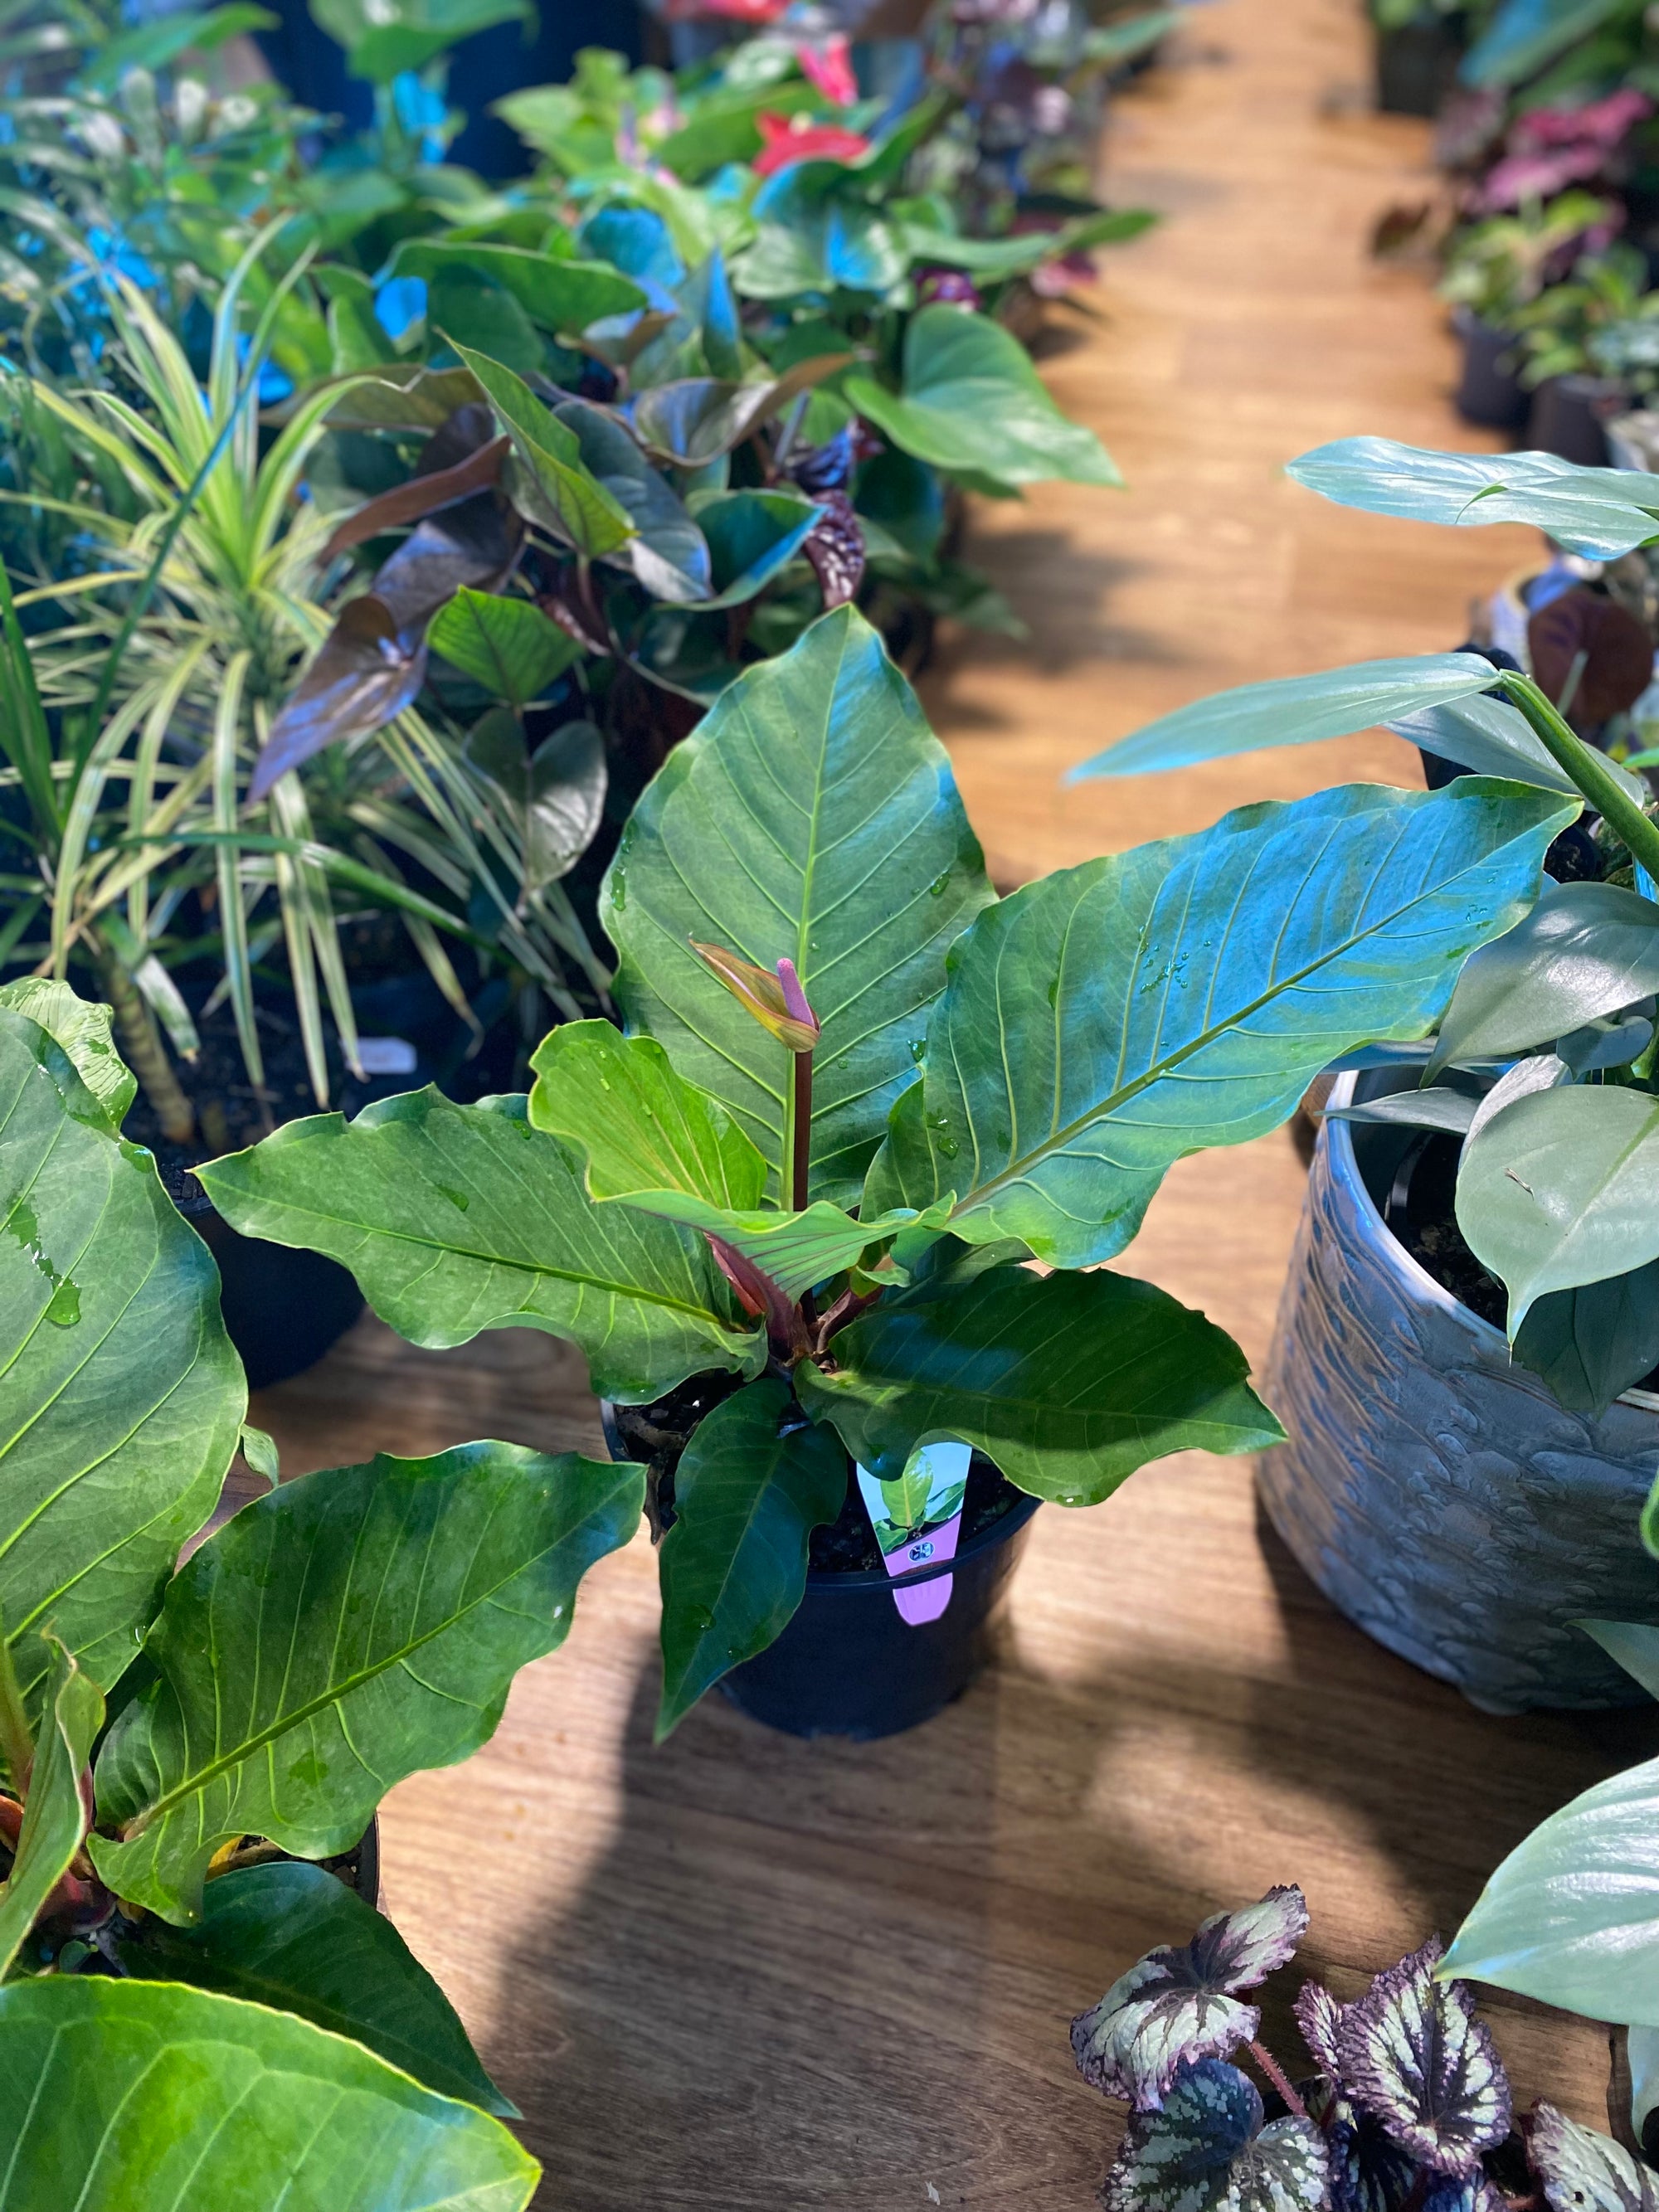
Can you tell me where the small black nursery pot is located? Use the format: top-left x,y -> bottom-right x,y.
1374,17 -> 1463,114
1452,309 -> 1530,429
1527,373 -> 1625,466
172,1178 -> 364,1392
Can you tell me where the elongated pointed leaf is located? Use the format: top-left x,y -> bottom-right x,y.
1326,1089 -> 1478,1135
1069,655 -> 1497,780
451,342 -> 634,557
796,1252 -> 1281,1499
197,1091 -> 763,1400
553,396 -> 711,600
0,1638 -> 101,1978
90,1441 -> 643,1922
1287,439 -> 1659,562
844,305 -> 1120,488
118,1860 -> 513,2115
430,588 -> 581,705
0,1012 -> 245,1716
0,1980 -> 538,2210
1444,1752 -> 1659,2025
1512,1262 -> 1659,1415
621,1193 -> 948,1301
1457,1085 -> 1659,1328
528,1021 -> 766,1208
1388,690 -> 1601,797
0,980 -> 134,1130
655,1376 -> 846,1738
391,241 -> 647,332
605,605 -> 996,1204
1429,883 -> 1659,1075
1580,1620 -> 1659,1700
863,780 -> 1574,1268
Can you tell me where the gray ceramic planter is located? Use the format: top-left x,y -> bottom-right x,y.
1258,1072 -> 1659,1713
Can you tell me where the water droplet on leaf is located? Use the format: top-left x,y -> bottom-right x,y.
45,1279 -> 80,1328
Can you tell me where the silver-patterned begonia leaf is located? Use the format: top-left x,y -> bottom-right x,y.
1307,2077 -> 1501,2212
1530,2103 -> 1659,2212
1073,1887 -> 1309,2107
1294,1983 -> 1346,2078
1105,2059 -> 1329,2212
1333,1942 -> 1511,2173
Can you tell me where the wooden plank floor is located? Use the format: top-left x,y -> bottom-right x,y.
251,0 -> 1652,2200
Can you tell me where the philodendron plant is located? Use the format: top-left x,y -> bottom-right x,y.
1072,1883 -> 1649,2212
198,603 -> 1573,1735
1075,438 -> 1659,1417
0,979 -> 645,2206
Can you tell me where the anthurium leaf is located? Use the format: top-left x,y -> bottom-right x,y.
630,360 -> 851,465
1287,438 -> 1659,562
464,711 -> 606,890
117,1860 -> 514,2115
1387,690 -> 1605,799
1104,2059 -> 1329,2212
864,780 -> 1574,1268
391,240 -> 647,332
1529,2105 -> 1659,2212
89,1441 -> 644,1922
1428,884 -> 1659,1076
654,1376 -> 846,1738
736,202 -> 907,299
1326,1088 -> 1478,1135
1511,1262 -> 1659,1415
620,1194 -> 948,1301
845,304 -> 1119,489
197,1091 -> 763,1400
690,488 -> 824,606
1461,0 -> 1631,86
797,1254 -> 1282,1500
449,341 -> 634,557
1072,1888 -> 1309,2106
324,362 -> 486,432
0,1011 -> 244,1719
552,396 -> 712,600
1443,1750 -> 1659,2024
679,249 -> 742,380
253,596 -> 428,800
0,1979 -> 538,2209
1069,655 -> 1499,780
0,1637 -> 101,1976
528,1021 -> 767,1209
1456,1085 -> 1659,1328
0,978 -> 134,1130
430,587 -> 581,706
1333,1942 -> 1511,2171
604,605 -> 996,1205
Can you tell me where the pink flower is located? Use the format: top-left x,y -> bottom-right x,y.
917,267 -> 982,307
663,0 -> 787,19
1479,143 -> 1611,209
752,110 -> 872,177
796,34 -> 858,107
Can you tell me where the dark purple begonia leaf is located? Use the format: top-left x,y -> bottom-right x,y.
1333,1942 -> 1511,2175
1530,2103 -> 1659,2212
1072,1886 -> 1309,2107
1105,2059 -> 1328,2212
804,489 -> 865,611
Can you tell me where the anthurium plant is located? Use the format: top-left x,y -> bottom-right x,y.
195,604 -> 1574,1735
1072,1883 -> 1648,2212
0,977 -> 642,2207
1074,437 -> 1659,1417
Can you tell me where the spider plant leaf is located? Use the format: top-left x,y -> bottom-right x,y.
431,586 -> 581,705
604,605 -> 996,1205
863,780 -> 1576,1266
0,1007 -> 244,1719
390,239 -> 648,332
0,977 -> 134,1130
196,1088 -> 766,1395
796,1252 -> 1278,1499
0,1637 -> 103,1976
463,710 -> 606,889
654,1377 -> 847,1738
89,1441 -> 644,1921
0,1981 -> 539,2209
629,357 -> 852,465
528,1020 -> 767,1208
844,304 -> 1120,487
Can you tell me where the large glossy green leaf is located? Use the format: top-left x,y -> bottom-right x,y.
1457,1085 -> 1659,1328
528,1021 -> 766,1208
428,589 -> 581,707
198,1091 -> 761,1398
0,1979 -> 538,2209
1068,655 -> 1497,779
391,240 -> 646,331
796,1251 -> 1281,1499
0,1012 -> 245,1716
864,780 -> 1574,1267
1511,1262 -> 1659,1415
844,305 -> 1120,489
0,980 -> 134,1131
450,343 -> 634,557
89,1441 -> 644,1921
0,1638 -> 101,1977
604,605 -> 996,1204
119,1860 -> 513,2114
654,1377 -> 846,1738
1428,883 -> 1659,1076
1287,438 -> 1659,562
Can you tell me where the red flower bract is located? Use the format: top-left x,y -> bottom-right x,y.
752,110 -> 873,177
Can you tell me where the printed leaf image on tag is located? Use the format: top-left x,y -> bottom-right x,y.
856,1441 -> 971,1627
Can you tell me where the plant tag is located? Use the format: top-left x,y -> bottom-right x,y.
357,1036 -> 418,1075
856,1440 -> 971,1627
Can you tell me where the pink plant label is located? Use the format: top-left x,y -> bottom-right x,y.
855,1441 -> 971,1628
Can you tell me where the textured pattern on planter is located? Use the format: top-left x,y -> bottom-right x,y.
1259,1081 -> 1659,1713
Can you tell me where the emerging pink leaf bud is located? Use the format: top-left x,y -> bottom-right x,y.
689,941 -> 820,1053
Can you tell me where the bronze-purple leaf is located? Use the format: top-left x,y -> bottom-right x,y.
1332,1941 -> 1511,2175
249,596 -> 427,802
320,431 -> 509,565
1527,586 -> 1654,727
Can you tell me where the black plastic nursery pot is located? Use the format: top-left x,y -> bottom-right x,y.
170,1175 -> 364,1392
1451,309 -> 1529,429
1374,17 -> 1462,115
1526,373 -> 1624,465
602,1394 -> 1042,1740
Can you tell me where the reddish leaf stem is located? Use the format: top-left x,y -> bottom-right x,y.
1248,2039 -> 1307,2120
791,1048 -> 813,1214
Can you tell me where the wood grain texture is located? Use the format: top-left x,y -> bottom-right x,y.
247,1 -> 1652,2201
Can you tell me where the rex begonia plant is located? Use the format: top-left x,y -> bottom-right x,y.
196,605 -> 1571,1736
